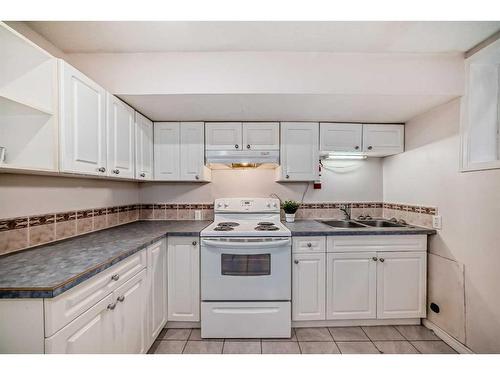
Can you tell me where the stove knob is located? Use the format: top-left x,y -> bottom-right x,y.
224,203 -> 229,208
266,202 -> 271,208
273,202 -> 278,208
217,203 -> 222,208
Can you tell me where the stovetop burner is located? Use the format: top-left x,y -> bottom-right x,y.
257,222 -> 275,226
255,225 -> 279,231
213,226 -> 234,231
217,222 -> 240,227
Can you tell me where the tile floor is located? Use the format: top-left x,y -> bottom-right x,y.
148,325 -> 458,354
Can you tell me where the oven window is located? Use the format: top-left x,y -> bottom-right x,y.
221,254 -> 271,276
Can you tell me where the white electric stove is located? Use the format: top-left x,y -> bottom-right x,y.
200,198 -> 292,339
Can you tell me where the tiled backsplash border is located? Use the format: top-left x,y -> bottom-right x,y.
0,201 -> 437,257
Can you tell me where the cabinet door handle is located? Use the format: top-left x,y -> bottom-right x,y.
235,144 -> 239,149
379,258 -> 385,262
192,241 -> 197,246
98,167 -> 106,173
246,144 -> 251,149
195,175 -> 200,180
306,243 -> 312,248
140,172 -> 146,177
367,146 -> 373,150
285,174 -> 290,179
354,146 -> 360,150
117,295 -> 125,303
372,256 -> 378,261
113,169 -> 120,174
111,274 -> 120,281
294,260 -> 299,264
107,302 -> 117,310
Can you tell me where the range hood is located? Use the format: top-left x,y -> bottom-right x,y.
205,150 -> 280,169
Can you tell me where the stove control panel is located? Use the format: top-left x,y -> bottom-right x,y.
214,198 -> 281,213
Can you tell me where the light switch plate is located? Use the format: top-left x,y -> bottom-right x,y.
194,210 -> 202,220
432,215 -> 442,229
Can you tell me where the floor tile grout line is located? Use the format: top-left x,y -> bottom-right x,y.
407,339 -> 422,354
360,326 -> 383,353
180,329 -> 192,354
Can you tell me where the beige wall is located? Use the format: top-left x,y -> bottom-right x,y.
0,174 -> 139,219
138,158 -> 383,203
383,98 -> 500,353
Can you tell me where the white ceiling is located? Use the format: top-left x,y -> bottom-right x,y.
119,93 -> 456,123
27,21 -> 500,54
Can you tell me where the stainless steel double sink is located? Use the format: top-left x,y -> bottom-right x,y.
321,219 -> 411,229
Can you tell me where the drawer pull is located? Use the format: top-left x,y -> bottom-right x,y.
111,274 -> 120,281
117,295 -> 125,303
107,302 -> 117,310
372,256 -> 378,261
192,241 -> 198,246
306,243 -> 312,247
379,258 -> 385,263
294,260 -> 299,264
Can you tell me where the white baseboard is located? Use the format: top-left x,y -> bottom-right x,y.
166,321 -> 201,329
423,319 -> 474,354
292,318 -> 420,328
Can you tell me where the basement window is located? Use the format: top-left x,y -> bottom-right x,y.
461,37 -> 500,172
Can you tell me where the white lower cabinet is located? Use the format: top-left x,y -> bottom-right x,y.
167,237 -> 200,321
114,269 -> 148,354
326,252 -> 377,320
45,294 -> 116,354
147,239 -> 168,347
377,251 -> 427,319
292,253 -> 326,321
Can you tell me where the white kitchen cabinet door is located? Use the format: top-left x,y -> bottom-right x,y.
242,122 -> 280,150
147,240 -> 168,346
135,112 -> 153,180
326,252 -> 377,320
114,269 -> 148,354
320,123 -> 363,153
107,94 -> 135,179
59,61 -> 107,176
180,122 -> 207,181
292,253 -> 326,321
44,294 -> 115,354
168,237 -> 200,322
377,252 -> 427,319
154,122 -> 180,180
279,122 -> 319,181
362,124 -> 404,156
205,122 -> 242,150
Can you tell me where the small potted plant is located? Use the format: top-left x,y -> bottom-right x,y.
282,200 -> 300,222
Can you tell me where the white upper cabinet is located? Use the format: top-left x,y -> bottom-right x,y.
205,122 -> 242,150
242,122 -> 279,150
154,122 -> 180,180
376,251 -> 426,319
135,112 -> 154,180
362,124 -> 404,156
154,122 -> 210,181
320,123 -> 362,153
59,60 -> 107,176
326,252 -> 377,320
278,122 -> 319,181
180,122 -> 208,181
106,94 -> 135,179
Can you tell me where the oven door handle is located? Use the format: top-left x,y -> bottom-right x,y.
201,238 -> 291,249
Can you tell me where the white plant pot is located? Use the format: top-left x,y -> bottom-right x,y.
285,213 -> 296,223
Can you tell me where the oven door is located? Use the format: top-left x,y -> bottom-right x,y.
201,237 -> 291,301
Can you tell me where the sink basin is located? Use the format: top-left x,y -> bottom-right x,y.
356,220 -> 407,228
321,220 -> 368,228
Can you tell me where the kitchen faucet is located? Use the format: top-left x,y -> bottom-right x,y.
339,204 -> 351,220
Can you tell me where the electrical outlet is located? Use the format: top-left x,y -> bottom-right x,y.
432,215 -> 442,229
194,210 -> 202,220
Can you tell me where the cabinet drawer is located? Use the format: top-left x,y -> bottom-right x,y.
44,249 -> 147,337
327,235 -> 427,253
293,236 -> 326,253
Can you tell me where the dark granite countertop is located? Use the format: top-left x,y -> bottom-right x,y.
0,220 -> 210,299
283,220 -> 436,236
